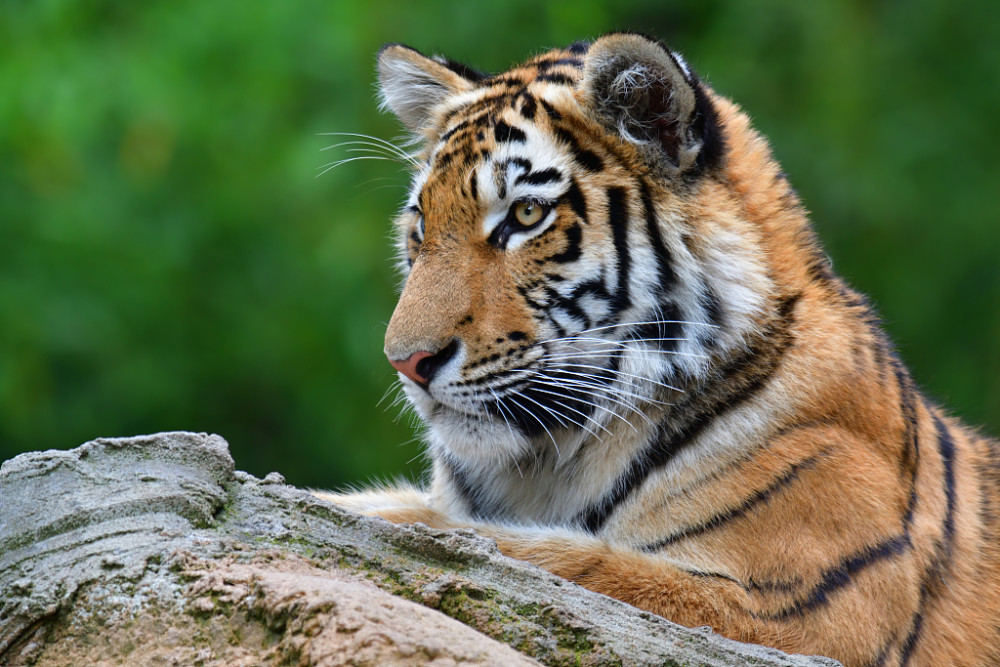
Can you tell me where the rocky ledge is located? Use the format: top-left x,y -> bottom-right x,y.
0,432 -> 841,666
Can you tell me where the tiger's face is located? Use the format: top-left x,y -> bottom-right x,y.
378,36 -> 774,468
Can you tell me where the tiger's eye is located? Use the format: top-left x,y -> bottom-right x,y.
514,201 -> 545,226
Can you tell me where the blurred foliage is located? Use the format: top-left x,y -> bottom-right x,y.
1,0 -> 998,489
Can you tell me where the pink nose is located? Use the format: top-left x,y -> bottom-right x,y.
388,350 -> 435,386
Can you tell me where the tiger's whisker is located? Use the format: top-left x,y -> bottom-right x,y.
505,392 -> 562,454
534,319 -> 718,344
541,361 -> 684,394
522,373 -> 655,428
526,377 -> 641,431
316,155 -> 400,177
318,132 -> 421,166
496,385 -> 609,438
524,373 -> 666,424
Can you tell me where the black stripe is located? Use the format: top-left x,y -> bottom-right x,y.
865,643 -> 892,667
440,119 -> 470,143
435,149 -> 455,168
536,72 -> 575,85
641,453 -> 823,552
516,168 -> 562,186
745,576 -> 801,594
515,281 -> 577,334
684,568 -> 745,587
535,57 -> 583,72
544,311 -> 567,338
932,411 -> 957,552
515,90 -> 536,120
441,99 -> 498,127
547,222 -> 582,264
565,178 -> 587,220
506,156 -> 532,172
606,187 -> 632,315
632,302 -> 682,352
837,281 -> 885,332
900,604 -> 925,665
686,568 -> 803,596
639,182 -> 676,291
437,57 -> 487,83
490,74 -> 527,88
579,293 -> 800,533
499,157 -> 531,200
871,330 -> 891,386
443,456 -> 487,519
805,245 -> 835,284
494,120 -> 526,144
901,408 -> 958,665
469,172 -> 478,202
579,421 -> 669,533
506,359 -> 611,434
894,361 -> 920,528
688,75 -> 726,173
553,126 -> 604,172
757,534 -> 911,620
544,285 -> 591,329
568,278 -> 614,309
670,291 -> 799,423
701,287 -> 723,330
539,98 -> 562,121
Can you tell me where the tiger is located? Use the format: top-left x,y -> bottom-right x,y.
315,33 -> 1000,666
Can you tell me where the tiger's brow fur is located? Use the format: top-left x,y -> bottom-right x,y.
316,34 -> 1000,666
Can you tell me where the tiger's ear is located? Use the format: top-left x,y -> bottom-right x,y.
377,44 -> 482,134
581,33 -> 724,175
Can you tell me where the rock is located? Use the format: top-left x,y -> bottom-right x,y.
0,432 -> 842,666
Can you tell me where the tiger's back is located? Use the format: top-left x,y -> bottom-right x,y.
322,33 -> 1000,666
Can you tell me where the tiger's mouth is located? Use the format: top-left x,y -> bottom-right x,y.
406,330 -> 678,442
478,363 -> 619,440
390,318 -> 706,467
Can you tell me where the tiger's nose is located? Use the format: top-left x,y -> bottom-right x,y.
387,341 -> 458,388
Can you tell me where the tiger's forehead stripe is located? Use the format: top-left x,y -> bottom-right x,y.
425,53 -> 594,187
421,94 -> 579,214
435,48 -> 586,127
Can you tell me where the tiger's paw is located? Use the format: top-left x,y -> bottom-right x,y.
311,487 -> 456,529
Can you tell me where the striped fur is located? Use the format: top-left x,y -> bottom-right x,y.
315,34 -> 1000,666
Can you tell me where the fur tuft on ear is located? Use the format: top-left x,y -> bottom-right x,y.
377,44 -> 481,134
581,33 -> 724,175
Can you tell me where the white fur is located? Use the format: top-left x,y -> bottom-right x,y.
379,42 -> 776,529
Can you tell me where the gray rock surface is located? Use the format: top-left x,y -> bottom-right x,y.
0,432 -> 842,666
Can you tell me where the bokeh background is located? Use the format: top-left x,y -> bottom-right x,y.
2,0 -> 998,489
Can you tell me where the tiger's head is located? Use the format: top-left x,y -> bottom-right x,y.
376,34 -> 789,470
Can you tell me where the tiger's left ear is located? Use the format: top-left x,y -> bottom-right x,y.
377,44 -> 482,135
581,33 -> 724,175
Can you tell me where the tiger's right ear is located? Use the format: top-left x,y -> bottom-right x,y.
377,44 -> 482,134
580,33 -> 724,175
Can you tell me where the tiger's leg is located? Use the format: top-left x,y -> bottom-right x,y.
474,525 -> 800,652
312,489 -> 789,650
311,487 -> 451,526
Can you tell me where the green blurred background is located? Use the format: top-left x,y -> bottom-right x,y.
2,0 -> 997,489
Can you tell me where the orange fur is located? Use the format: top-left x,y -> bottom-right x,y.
316,34 -> 1000,665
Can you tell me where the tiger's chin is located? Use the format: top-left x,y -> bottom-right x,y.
402,379 -> 579,468
426,410 -> 534,467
